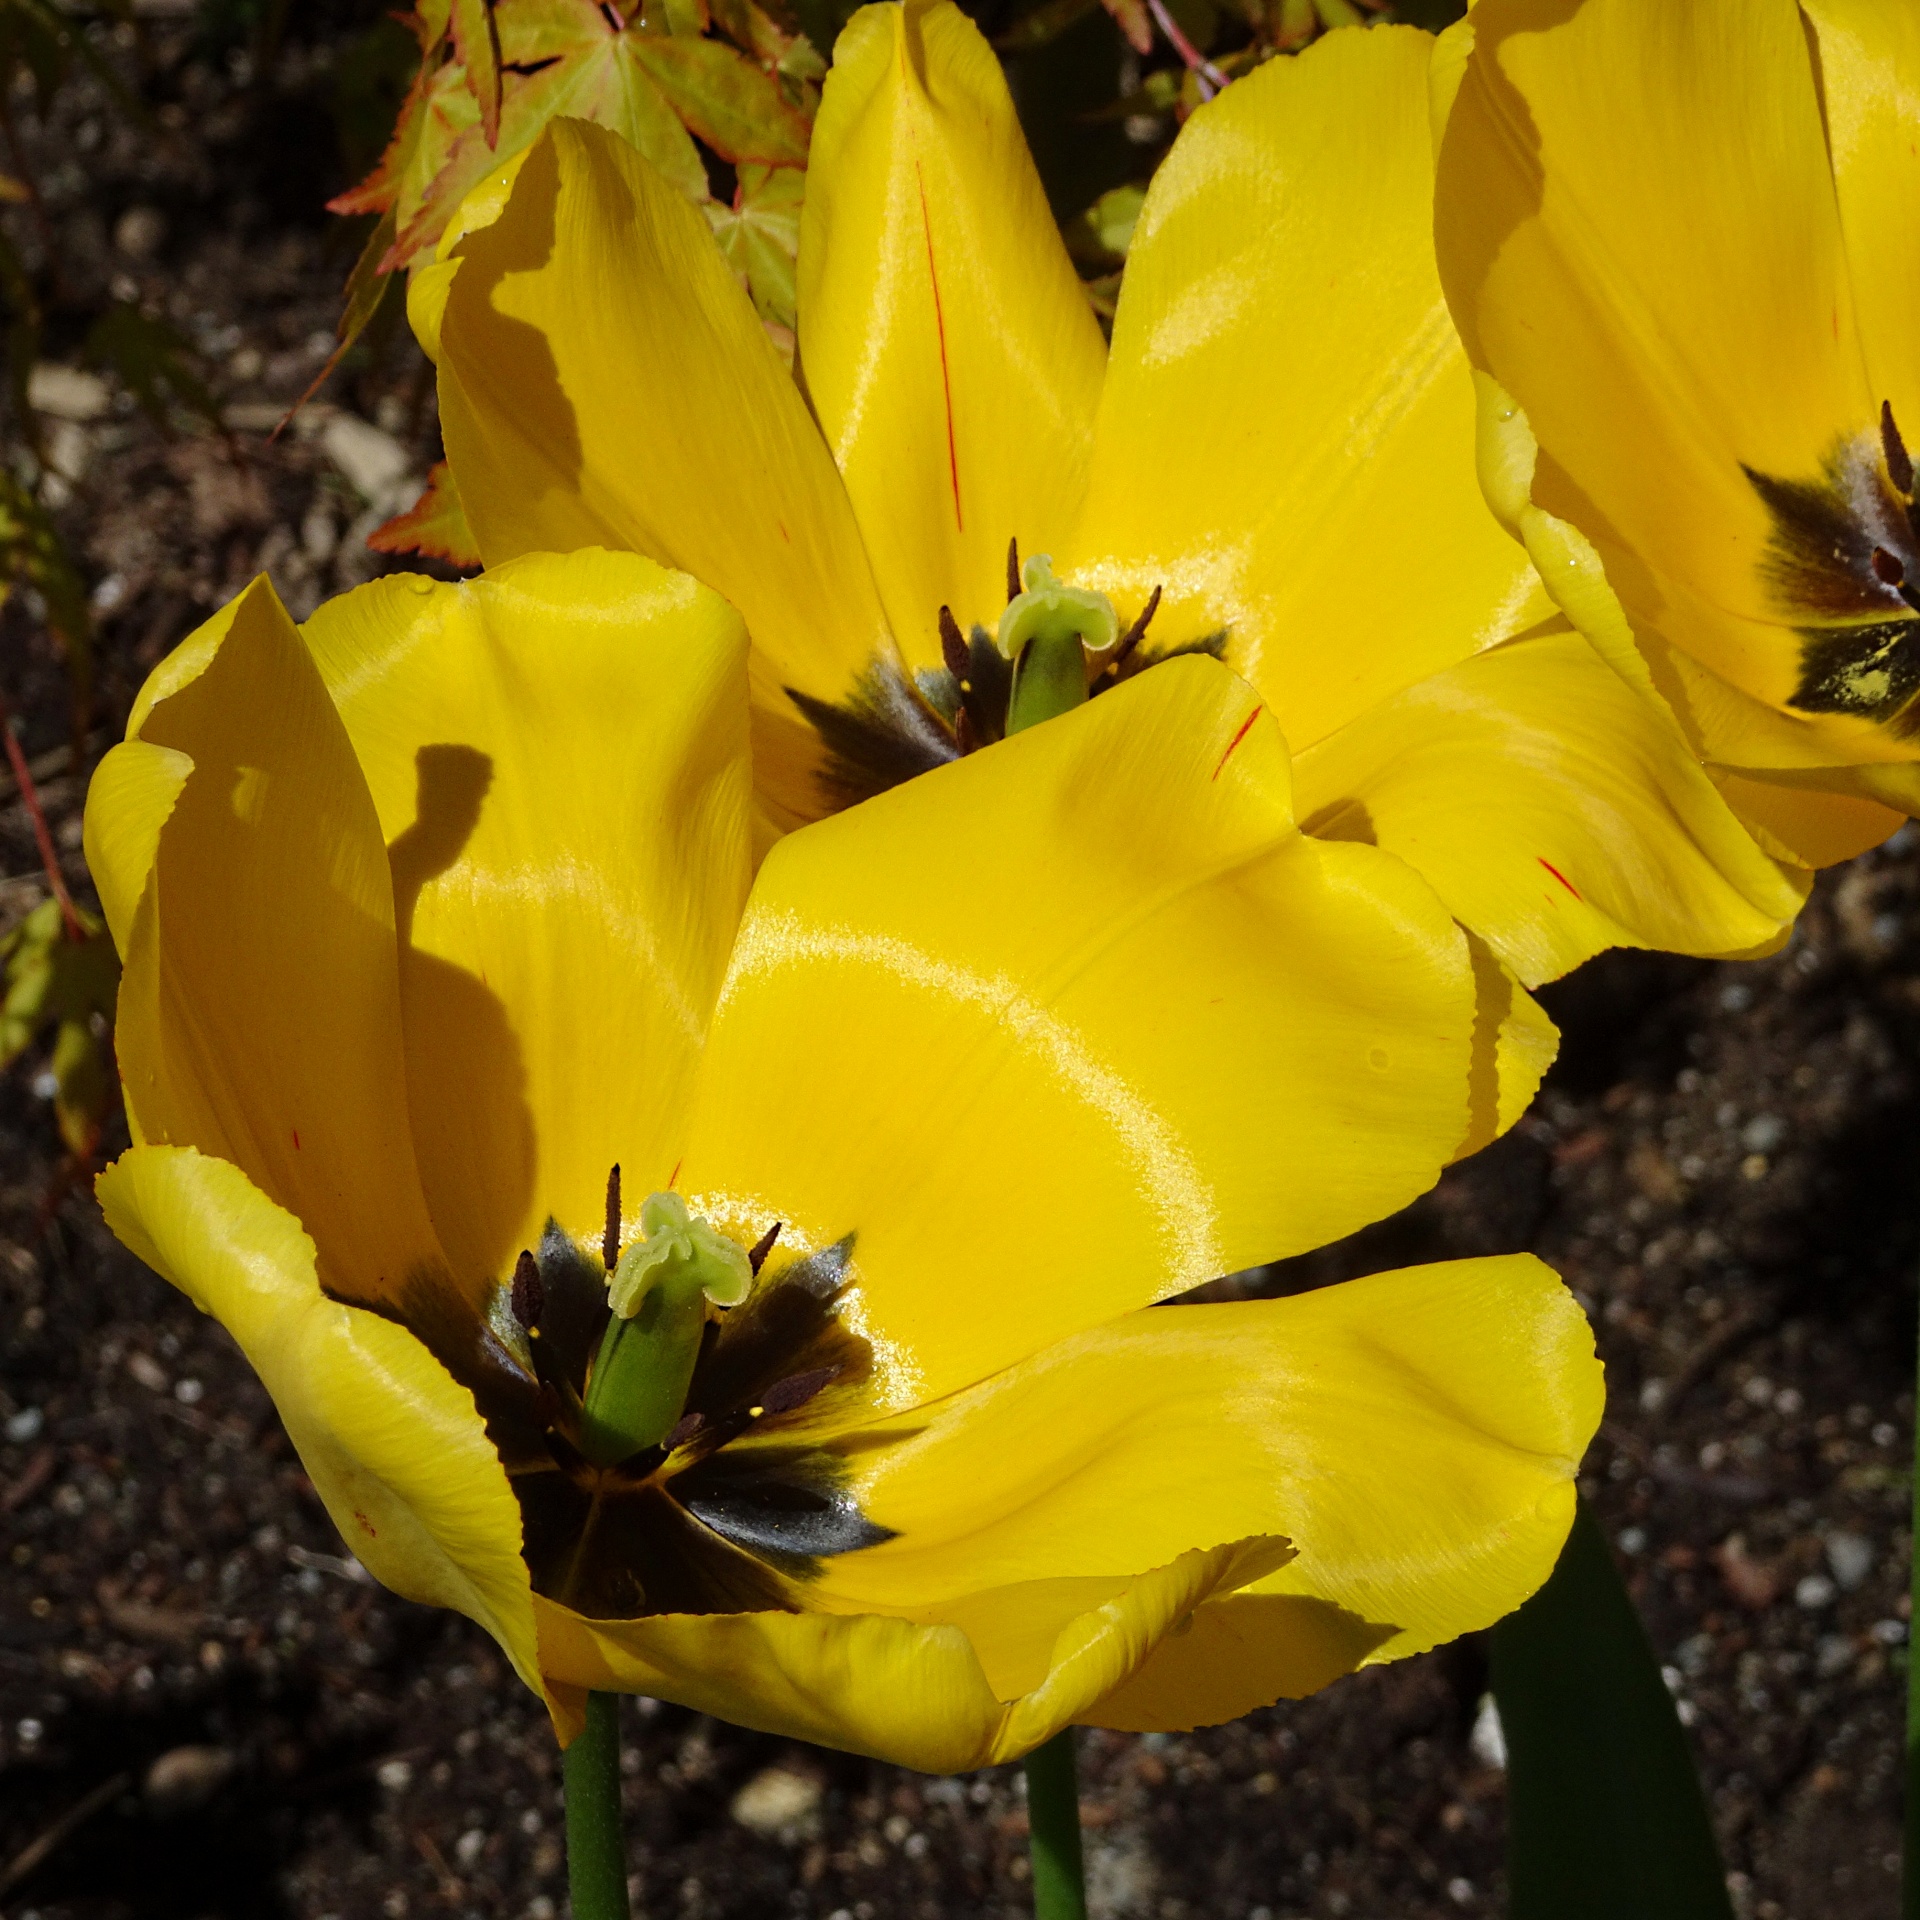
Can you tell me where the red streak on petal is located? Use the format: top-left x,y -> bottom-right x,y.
915,160 -> 963,534
1539,857 -> 1582,901
291,1129 -> 301,1150
1212,705 -> 1263,780
668,1159 -> 682,1190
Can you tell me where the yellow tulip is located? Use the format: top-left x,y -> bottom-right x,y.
1435,0 -> 1920,866
86,551 -> 1601,1767
418,5 -> 1804,995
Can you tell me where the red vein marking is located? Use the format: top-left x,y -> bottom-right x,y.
668,1158 -> 683,1190
915,160 -> 963,534
291,1129 -> 301,1150
1539,857 -> 1582,901
1212,705 -> 1263,780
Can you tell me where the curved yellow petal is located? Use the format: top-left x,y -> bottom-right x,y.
301,551 -> 754,1288
1436,0 -> 1880,732
437,120 -> 891,822
798,0 -> 1107,655
1803,0 -> 1920,463
96,1144 -> 540,1696
1293,625 -> 1807,988
679,654 -> 1481,1405
535,1538 -> 1281,1770
109,578 -> 454,1316
1715,766 -> 1905,871
81,738 -> 190,955
1069,24 -> 1548,754
809,1255 -> 1592,1669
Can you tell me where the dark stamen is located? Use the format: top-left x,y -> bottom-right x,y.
757,1364 -> 840,1416
1873,545 -> 1907,587
938,605 -> 970,684
953,706 -> 977,755
511,1248 -> 545,1330
1006,536 -> 1021,604
1109,584 -> 1162,672
1885,401 -> 1914,496
603,1164 -> 621,1272
661,1409 -> 707,1451
747,1221 -> 783,1276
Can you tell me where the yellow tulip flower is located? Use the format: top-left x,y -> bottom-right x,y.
1436,0 -> 1920,866
417,6 -> 1804,995
86,550 -> 1600,1768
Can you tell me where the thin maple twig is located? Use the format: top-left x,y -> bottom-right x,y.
1143,0 -> 1226,96
0,696 -> 83,940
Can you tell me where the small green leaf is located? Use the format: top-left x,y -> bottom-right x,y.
629,31 -> 811,167
706,162 -> 803,330
0,470 -> 90,700
1493,1501 -> 1734,1920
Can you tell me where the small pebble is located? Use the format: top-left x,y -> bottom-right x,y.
113,205 -> 167,259
1468,1694 -> 1506,1771
454,1829 -> 486,1869
1796,1574 -> 1837,1610
144,1744 -> 234,1814
5,1407 -> 43,1443
730,1766 -> 822,1843
1740,1114 -> 1787,1154
376,1759 -> 412,1791
1826,1532 -> 1875,1593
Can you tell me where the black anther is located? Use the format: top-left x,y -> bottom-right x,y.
757,1365 -> 840,1416
511,1249 -> 545,1330
1873,545 -> 1907,588
1111,584 -> 1162,671
939,606 -> 970,683
602,1164 -> 621,1272
1006,536 -> 1021,604
661,1409 -> 707,1451
954,706 -> 978,755
747,1221 -> 783,1276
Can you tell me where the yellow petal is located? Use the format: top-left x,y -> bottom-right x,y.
1069,24 -> 1549,754
1436,0 -> 1878,726
808,1255 -> 1592,1673
1714,767 -> 1905,871
81,738 -> 190,955
1293,625 -> 1807,988
1803,0 -> 1920,464
798,0 -> 1107,654
534,1538 -> 1285,1771
437,120 -> 891,822
301,551 -> 755,1288
112,578 -> 454,1316
680,654 -> 1481,1405
96,1145 -> 540,1695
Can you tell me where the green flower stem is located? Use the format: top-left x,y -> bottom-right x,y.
1023,1728 -> 1088,1920
564,1690 -> 631,1920
1906,1307 -> 1920,1920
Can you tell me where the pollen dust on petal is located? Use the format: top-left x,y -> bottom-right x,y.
1212,705 -> 1263,780
1538,857 -> 1582,901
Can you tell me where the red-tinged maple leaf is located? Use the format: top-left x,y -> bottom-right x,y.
369,460 -> 482,568
387,1 -> 696,268
329,7 -> 453,218
451,0 -> 504,146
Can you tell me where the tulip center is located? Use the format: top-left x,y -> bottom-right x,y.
785,537 -> 1213,810
1747,400 -> 1920,730
465,1164 -> 890,1619
576,1191 -> 753,1466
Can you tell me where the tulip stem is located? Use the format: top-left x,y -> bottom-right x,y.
1023,1728 -> 1087,1920
564,1690 -> 630,1920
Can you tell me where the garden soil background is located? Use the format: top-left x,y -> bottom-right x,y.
0,6 -> 1913,1916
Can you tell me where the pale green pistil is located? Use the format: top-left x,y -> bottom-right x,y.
997,554 -> 1118,735
577,1193 -> 751,1467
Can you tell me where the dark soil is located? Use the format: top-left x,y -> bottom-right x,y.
0,10 -> 1912,1918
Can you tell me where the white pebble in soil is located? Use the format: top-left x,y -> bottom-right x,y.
1825,1531 -> 1876,1593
